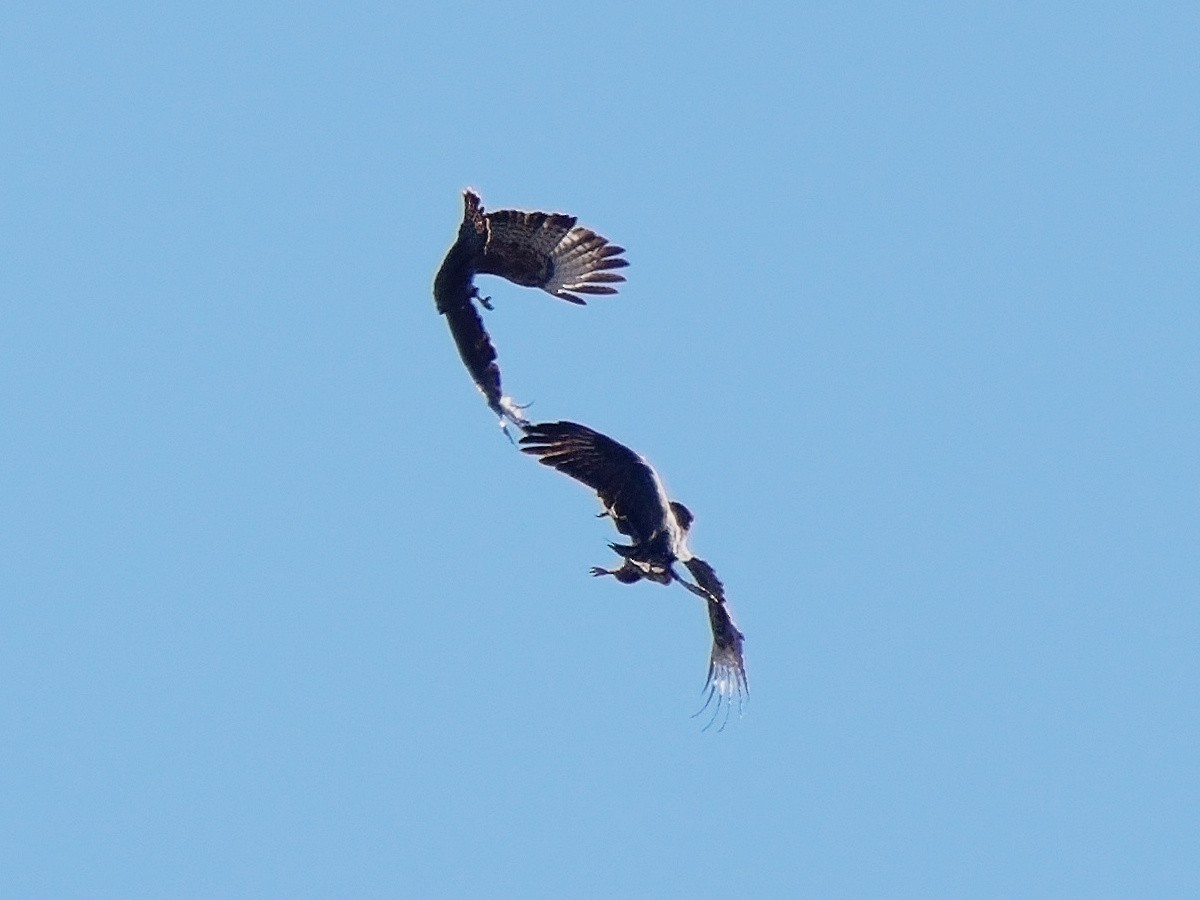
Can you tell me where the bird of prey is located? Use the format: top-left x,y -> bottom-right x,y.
519,420 -> 747,729
432,190 -> 628,437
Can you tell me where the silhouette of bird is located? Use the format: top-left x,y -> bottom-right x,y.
432,190 -> 627,437
519,420 -> 747,729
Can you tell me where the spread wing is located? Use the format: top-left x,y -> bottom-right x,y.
696,594 -> 748,731
478,209 -> 628,305
679,557 -> 747,730
683,557 -> 725,602
433,191 -> 527,431
441,301 -> 527,428
433,191 -> 487,313
519,421 -> 667,543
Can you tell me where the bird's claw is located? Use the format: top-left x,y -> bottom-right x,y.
472,287 -> 494,311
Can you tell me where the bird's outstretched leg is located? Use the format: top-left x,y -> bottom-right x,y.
590,562 -> 643,584
470,286 -> 494,311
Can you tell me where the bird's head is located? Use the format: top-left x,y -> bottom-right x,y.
669,501 -> 694,533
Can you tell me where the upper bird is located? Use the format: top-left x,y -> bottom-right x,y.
432,190 -> 628,436
519,420 -> 747,729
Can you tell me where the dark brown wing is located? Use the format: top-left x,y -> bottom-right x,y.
433,190 -> 487,313
477,208 -> 575,287
478,209 -> 628,305
441,301 -> 507,422
683,557 -> 726,603
433,191 -> 528,430
678,557 -> 746,729
519,421 -> 667,543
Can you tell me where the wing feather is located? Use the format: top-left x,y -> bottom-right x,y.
477,209 -> 577,290
478,210 -> 628,305
539,227 -> 629,303
433,190 -> 530,430
441,301 -> 525,427
683,557 -> 726,603
700,595 -> 749,722
519,421 -> 666,542
565,284 -> 621,296
678,562 -> 748,729
432,190 -> 487,313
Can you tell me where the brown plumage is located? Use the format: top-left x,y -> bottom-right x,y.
432,190 -> 628,434
519,420 -> 747,729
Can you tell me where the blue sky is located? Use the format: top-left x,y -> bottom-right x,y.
3,2 -> 1197,896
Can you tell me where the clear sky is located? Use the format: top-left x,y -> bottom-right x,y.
3,2 -> 1197,896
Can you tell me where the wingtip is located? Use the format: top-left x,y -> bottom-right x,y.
693,637 -> 749,732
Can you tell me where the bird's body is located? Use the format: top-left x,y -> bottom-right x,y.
519,421 -> 747,728
432,191 -> 627,435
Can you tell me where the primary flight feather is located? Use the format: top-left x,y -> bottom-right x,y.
432,191 -> 628,435
519,420 -> 747,729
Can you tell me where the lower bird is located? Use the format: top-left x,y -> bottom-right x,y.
519,420 -> 747,729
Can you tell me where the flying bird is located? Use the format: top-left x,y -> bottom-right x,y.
432,190 -> 628,436
519,420 -> 747,729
